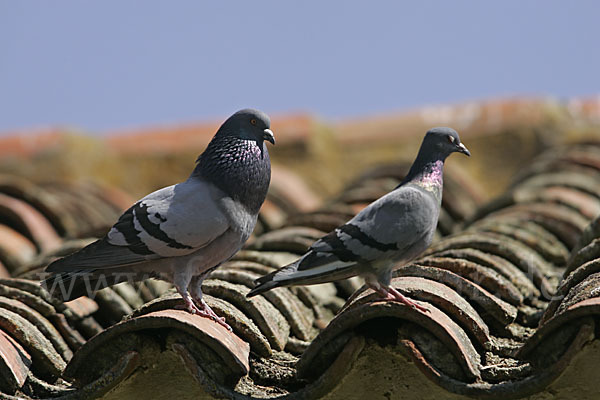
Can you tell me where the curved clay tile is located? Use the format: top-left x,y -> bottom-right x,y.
2,133 -> 600,398
0,330 -> 31,394
133,292 -> 274,358
567,215 -> 600,272
0,225 -> 36,274
0,261 -> 9,279
63,310 -> 250,398
0,193 -> 61,253
254,138 -> 600,398
297,299 -> 482,382
0,176 -> 77,238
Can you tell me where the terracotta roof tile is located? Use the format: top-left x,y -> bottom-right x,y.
0,330 -> 31,393
0,103 -> 599,398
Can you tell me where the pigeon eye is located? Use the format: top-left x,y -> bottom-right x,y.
447,135 -> 455,144
250,119 -> 257,126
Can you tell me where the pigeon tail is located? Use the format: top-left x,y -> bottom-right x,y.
246,259 -> 315,297
247,256 -> 359,297
42,271 -> 102,301
42,267 -> 148,301
247,269 -> 287,297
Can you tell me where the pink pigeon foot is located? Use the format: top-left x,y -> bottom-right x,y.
174,294 -> 203,313
192,296 -> 232,331
174,292 -> 233,331
386,286 -> 429,313
370,284 -> 429,313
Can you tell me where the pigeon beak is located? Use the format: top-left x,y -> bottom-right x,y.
457,142 -> 470,156
263,129 -> 275,145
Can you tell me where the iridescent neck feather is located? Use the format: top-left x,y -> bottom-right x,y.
192,136 -> 271,214
399,158 -> 444,201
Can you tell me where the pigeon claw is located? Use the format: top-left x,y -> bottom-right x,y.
174,295 -> 233,330
404,299 -> 430,313
210,315 -> 232,331
175,297 -> 203,314
195,309 -> 232,331
383,286 -> 430,313
192,296 -> 233,332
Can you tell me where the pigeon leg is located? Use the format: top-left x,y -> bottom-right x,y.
367,281 -> 428,312
190,275 -> 232,331
367,281 -> 393,299
174,287 -> 203,314
192,296 -> 232,331
173,270 -> 203,314
386,286 -> 429,313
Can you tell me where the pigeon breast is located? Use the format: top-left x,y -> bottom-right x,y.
195,136 -> 271,215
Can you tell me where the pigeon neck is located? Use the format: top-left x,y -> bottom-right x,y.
191,136 -> 271,214
401,157 -> 445,198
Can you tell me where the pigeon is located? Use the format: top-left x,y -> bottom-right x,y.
247,127 -> 469,311
43,109 -> 275,329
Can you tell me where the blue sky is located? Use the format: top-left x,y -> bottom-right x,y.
1,1 -> 599,134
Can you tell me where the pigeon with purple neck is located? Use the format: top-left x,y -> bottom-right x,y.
44,109 -> 275,330
247,127 -> 469,311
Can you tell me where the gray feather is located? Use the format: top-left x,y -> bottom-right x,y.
45,238 -> 157,272
249,127 -> 470,297
44,109 -> 274,303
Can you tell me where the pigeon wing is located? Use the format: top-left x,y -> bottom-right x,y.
249,182 -> 440,296
46,179 -> 231,272
293,185 -> 438,274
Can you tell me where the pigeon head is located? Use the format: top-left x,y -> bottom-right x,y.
216,108 -> 275,145
401,127 -> 470,190
422,127 -> 470,159
193,109 -> 273,214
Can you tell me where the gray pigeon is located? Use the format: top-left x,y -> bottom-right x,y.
247,127 -> 469,311
44,109 -> 275,329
